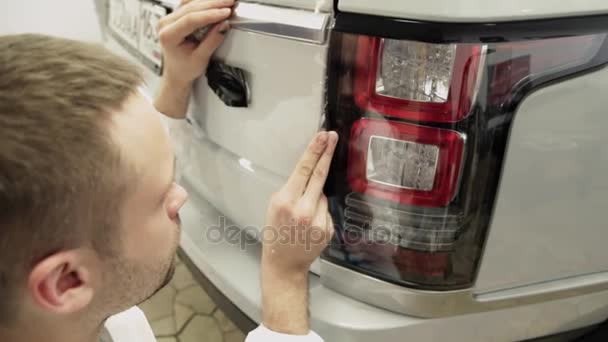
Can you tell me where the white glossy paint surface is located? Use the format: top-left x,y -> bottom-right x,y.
339,0 -> 608,22
245,0 -> 332,12
476,66 -> 608,293
161,0 -> 332,11
190,29 -> 328,179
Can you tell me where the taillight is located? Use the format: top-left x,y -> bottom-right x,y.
347,118 -> 465,207
324,31 -> 608,290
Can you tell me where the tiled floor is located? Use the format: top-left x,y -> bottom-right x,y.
139,257 -> 245,342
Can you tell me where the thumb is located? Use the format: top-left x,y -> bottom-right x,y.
194,21 -> 230,60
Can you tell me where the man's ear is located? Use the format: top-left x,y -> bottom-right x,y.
27,250 -> 96,315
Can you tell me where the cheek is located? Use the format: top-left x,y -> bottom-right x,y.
122,210 -> 180,262
151,209 -> 181,249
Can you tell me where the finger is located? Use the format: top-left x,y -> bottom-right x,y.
159,8 -> 231,47
284,132 -> 329,198
175,0 -> 234,21
327,212 -> 335,239
311,195 -> 328,228
193,20 -> 230,60
325,206 -> 335,238
160,0 -> 234,30
301,131 -> 338,203
311,196 -> 333,244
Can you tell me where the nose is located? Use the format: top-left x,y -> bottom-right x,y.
167,183 -> 189,220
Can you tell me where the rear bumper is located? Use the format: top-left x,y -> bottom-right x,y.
179,177 -> 608,342
178,183 -> 427,341
180,238 -> 603,341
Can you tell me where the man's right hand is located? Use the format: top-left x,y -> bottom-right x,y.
260,131 -> 338,335
154,0 -> 234,118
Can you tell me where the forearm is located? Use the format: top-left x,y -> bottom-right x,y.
154,76 -> 192,119
261,263 -> 310,335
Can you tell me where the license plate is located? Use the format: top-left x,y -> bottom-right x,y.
139,1 -> 166,73
109,0 -> 141,49
109,0 -> 166,74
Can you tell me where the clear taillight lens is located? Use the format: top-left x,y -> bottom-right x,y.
376,40 -> 456,103
324,32 -> 608,289
348,119 -> 465,207
367,136 -> 439,191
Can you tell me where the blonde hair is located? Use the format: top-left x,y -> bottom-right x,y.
0,34 -> 143,322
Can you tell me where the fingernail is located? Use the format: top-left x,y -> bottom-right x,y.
220,8 -> 231,15
328,131 -> 339,144
317,132 -> 328,145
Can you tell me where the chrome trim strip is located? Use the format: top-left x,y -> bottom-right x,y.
230,2 -> 330,44
164,1 -> 330,44
320,260 -> 608,318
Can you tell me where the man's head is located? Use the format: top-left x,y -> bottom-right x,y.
0,34 -> 188,334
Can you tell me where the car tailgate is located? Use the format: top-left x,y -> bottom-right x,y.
179,2 -> 331,231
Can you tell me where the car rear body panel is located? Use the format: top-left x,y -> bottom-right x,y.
95,0 -> 608,339
233,0 -> 333,12
475,63 -> 608,293
188,28 -> 328,180
179,1 -> 330,238
339,0 -> 608,22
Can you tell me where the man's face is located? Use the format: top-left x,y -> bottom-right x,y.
98,91 -> 188,312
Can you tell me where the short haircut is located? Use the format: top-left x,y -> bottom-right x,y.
0,34 -> 143,322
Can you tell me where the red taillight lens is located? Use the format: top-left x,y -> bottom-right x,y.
354,36 -> 483,123
394,249 -> 450,277
347,118 -> 465,207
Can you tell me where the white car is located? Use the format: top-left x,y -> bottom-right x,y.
98,0 -> 608,340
